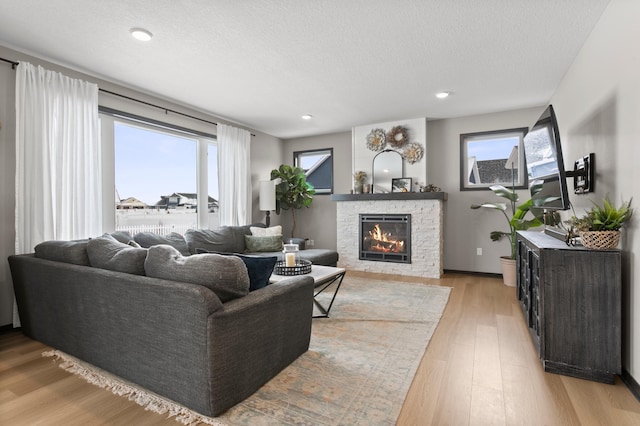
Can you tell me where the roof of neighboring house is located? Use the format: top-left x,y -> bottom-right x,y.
475,159 -> 516,184
156,192 -> 218,206
118,197 -> 147,207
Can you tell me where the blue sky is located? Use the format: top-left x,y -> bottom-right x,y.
114,122 -> 218,205
467,136 -> 519,161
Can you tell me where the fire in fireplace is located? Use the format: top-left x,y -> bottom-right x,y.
359,214 -> 411,263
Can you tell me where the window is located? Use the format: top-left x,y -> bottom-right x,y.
293,148 -> 333,194
460,127 -> 528,191
101,111 -> 218,234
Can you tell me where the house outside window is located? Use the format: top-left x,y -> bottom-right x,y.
294,148 -> 333,194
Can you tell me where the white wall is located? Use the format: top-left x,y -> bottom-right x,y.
352,118 -> 428,190
427,107 -> 544,273
548,0 -> 640,382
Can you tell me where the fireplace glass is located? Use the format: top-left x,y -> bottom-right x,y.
359,214 -> 411,263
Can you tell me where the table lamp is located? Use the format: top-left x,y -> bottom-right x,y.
259,180 -> 276,227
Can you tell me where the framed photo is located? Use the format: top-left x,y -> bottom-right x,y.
391,177 -> 412,193
460,127 -> 528,191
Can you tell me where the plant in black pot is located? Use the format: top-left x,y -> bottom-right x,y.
270,164 -> 315,238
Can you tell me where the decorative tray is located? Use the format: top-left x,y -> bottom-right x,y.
273,259 -> 312,276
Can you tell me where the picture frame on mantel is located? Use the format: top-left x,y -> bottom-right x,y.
392,178 -> 412,193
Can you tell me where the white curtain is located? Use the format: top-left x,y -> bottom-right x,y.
217,123 -> 252,225
14,63 -> 101,325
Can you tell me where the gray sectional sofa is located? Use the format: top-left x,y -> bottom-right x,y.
8,225 -> 330,417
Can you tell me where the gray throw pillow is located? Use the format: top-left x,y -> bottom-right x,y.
244,235 -> 283,252
86,234 -> 147,276
185,227 -> 246,254
145,245 -> 249,302
34,239 -> 90,266
133,232 -> 190,256
110,230 -> 134,244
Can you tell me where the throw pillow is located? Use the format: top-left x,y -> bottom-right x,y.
133,232 -> 190,256
196,248 -> 277,291
34,239 -> 90,266
244,235 -> 283,252
145,245 -> 249,302
110,230 -> 134,244
250,225 -> 282,237
185,227 -> 247,255
86,234 -> 147,276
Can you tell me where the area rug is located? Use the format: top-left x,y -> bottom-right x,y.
44,276 -> 451,425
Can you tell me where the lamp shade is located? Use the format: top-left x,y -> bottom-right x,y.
259,180 -> 276,211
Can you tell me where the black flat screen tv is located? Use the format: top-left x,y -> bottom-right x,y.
522,105 -> 571,211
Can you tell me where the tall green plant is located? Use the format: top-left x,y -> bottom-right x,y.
270,164 -> 315,238
470,182 -> 550,259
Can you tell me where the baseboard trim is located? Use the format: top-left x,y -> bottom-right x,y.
443,269 -> 502,279
622,369 -> 640,402
0,324 -> 20,334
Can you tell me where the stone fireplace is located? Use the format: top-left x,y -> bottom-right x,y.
359,214 -> 411,263
331,192 -> 445,278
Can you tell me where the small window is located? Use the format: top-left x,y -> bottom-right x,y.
293,148 -> 333,194
460,127 -> 528,191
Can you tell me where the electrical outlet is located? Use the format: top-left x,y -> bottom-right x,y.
308,239 -> 315,247
477,248 -> 482,256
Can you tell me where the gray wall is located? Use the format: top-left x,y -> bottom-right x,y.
428,107 -> 544,273
0,44 -> 283,327
280,131 -> 352,249
547,0 -> 640,383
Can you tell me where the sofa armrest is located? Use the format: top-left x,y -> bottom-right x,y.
205,275 -> 314,415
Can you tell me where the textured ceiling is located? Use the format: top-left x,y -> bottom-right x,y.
0,0 -> 610,139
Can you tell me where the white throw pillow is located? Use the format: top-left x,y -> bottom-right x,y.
250,225 -> 282,237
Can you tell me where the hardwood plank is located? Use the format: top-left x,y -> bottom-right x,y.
2,272 -> 640,425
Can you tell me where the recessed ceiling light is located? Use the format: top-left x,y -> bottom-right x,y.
130,28 -> 153,41
301,114 -> 313,120
435,91 -> 451,99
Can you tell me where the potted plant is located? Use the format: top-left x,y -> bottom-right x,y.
353,171 -> 367,194
470,182 -> 550,286
270,164 -> 315,238
566,196 -> 633,249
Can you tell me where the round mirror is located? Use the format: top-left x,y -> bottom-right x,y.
372,149 -> 403,193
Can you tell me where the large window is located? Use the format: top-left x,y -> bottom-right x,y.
101,112 -> 218,234
293,148 -> 333,194
460,127 -> 528,191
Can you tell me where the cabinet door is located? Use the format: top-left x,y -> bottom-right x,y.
530,251 -> 541,354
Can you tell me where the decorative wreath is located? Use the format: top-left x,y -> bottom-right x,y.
366,128 -> 387,151
402,142 -> 424,164
386,126 -> 409,148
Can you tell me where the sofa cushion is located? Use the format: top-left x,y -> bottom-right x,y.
145,245 -> 250,302
34,239 -> 90,266
196,248 -> 277,291
249,225 -> 282,237
134,232 -> 190,256
185,226 -> 250,255
110,230 -> 134,244
244,235 -> 283,252
87,234 -> 147,276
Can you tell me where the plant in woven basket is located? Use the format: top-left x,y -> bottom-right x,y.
566,196 -> 633,249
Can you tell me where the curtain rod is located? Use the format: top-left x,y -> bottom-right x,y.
0,55 -> 255,136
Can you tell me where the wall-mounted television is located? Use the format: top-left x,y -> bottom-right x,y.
522,104 -> 571,211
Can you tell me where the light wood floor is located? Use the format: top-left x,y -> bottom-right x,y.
2,272 -> 640,425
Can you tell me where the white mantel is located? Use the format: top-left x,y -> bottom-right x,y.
332,193 -> 445,278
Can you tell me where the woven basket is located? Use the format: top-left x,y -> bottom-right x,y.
580,230 -> 620,249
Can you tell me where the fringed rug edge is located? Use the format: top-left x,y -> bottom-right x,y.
42,349 -> 226,426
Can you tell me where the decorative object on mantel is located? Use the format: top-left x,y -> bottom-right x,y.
420,183 -> 442,192
565,196 -> 633,249
386,125 -> 409,148
402,142 -> 424,164
366,128 -> 387,151
392,177 -> 412,193
353,170 -> 367,194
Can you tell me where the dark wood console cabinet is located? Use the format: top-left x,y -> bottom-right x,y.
516,231 -> 621,383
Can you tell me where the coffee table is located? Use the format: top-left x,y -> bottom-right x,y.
270,265 -> 346,318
